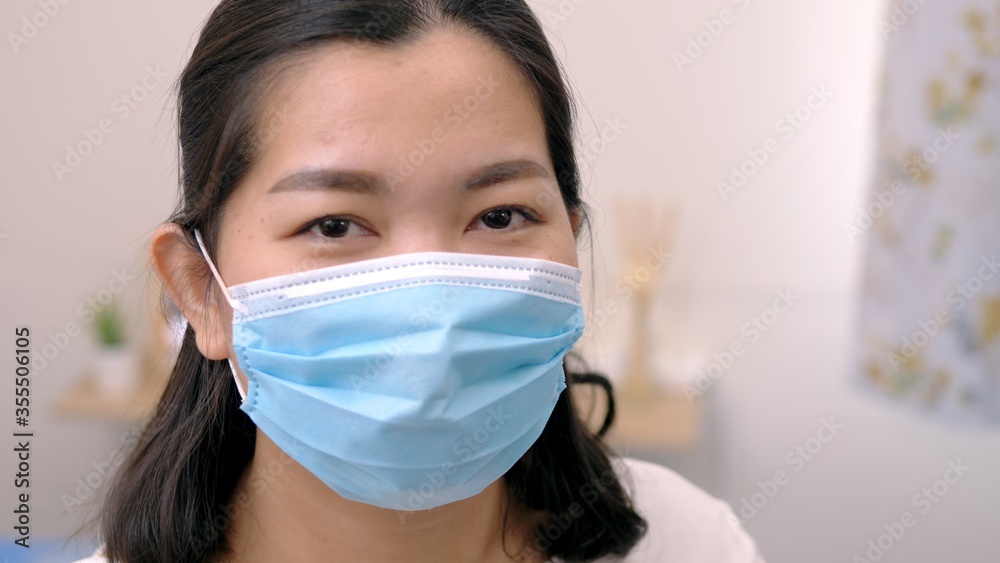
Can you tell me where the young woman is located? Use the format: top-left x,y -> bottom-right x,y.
81,1 -> 766,561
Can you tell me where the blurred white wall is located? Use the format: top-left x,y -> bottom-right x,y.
535,1 -> 1000,562
1,0 -> 220,553
1,0 -> 997,561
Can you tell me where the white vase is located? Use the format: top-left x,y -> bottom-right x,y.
94,347 -> 140,396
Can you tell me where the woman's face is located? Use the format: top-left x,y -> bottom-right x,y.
214,27 -> 579,293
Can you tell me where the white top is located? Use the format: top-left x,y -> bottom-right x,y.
576,457 -> 767,562
76,457 -> 766,563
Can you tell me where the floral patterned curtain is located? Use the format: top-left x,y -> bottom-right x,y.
856,0 -> 1000,423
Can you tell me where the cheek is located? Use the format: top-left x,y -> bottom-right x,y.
542,218 -> 579,267
553,242 -> 579,268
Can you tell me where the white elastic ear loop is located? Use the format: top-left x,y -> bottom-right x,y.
192,229 -> 249,315
192,229 -> 249,402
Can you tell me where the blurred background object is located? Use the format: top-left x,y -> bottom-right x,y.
856,0 -> 1000,424
2,0 -> 998,561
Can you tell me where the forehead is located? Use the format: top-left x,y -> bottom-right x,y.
250,27 -> 545,171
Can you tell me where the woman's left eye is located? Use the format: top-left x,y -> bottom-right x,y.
304,216 -> 371,239
470,207 -> 539,231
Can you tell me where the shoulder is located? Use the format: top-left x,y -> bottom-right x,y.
604,456 -> 768,563
74,547 -> 108,563
78,459 -> 766,563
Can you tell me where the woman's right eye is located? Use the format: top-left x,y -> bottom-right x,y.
305,216 -> 372,239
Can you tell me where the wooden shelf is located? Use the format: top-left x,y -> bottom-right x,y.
606,391 -> 700,450
573,384 -> 700,450
55,371 -> 168,422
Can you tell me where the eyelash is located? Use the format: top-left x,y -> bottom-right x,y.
473,205 -> 542,230
299,215 -> 372,240
299,205 -> 542,239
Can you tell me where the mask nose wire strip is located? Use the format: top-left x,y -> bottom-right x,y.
193,229 -> 250,315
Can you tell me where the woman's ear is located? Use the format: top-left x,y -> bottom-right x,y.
149,223 -> 231,360
570,207 -> 584,239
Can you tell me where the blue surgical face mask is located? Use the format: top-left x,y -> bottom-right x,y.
192,230 -> 585,510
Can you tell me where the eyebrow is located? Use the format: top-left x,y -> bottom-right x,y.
464,159 -> 550,191
266,159 -> 550,195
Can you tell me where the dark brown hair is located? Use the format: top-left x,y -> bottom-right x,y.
100,1 -> 646,561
